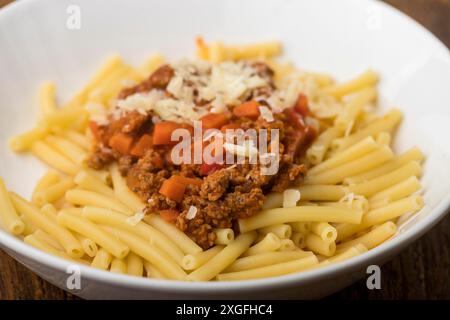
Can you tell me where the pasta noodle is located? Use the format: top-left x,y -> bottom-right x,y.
258,224 -> 292,239
59,130 -> 92,151
324,244 -> 368,264
110,164 -> 146,213
182,246 -> 224,270
242,233 -> 281,257
306,127 -> 343,165
33,177 -> 75,207
9,127 -> 48,152
110,258 -> 127,274
323,70 -> 378,99
305,145 -> 394,185
24,233 -> 73,261
290,222 -> 310,234
309,222 -> 337,242
102,226 -> 186,280
74,233 -> 98,258
216,255 -> 319,281
344,146 -> 424,185
370,176 -> 421,203
45,135 -> 88,165
91,248 -> 112,270
347,161 -> 422,197
82,206 -> 184,265
239,206 -> 363,233
65,189 -> 133,215
225,251 -> 313,273
336,195 -> 423,241
334,87 -> 377,130
305,233 -> 336,257
307,136 -> 379,175
31,171 -> 61,203
144,214 -> 202,255
0,178 -> 25,235
214,228 -> 235,245
57,209 -> 129,258
74,170 -> 115,197
126,252 -> 144,277
31,141 -> 78,175
144,261 -> 166,279
277,239 -> 296,251
337,222 -> 397,252
10,192 -> 83,258
186,232 -> 257,281
331,109 -> 403,151
291,232 -> 306,249
38,82 -> 57,116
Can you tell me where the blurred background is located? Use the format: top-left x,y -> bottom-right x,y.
0,0 -> 449,299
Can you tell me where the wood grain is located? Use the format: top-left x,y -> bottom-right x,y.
0,0 -> 449,299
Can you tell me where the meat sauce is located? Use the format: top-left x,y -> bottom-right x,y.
88,63 -> 317,249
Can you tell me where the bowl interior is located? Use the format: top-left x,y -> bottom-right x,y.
0,0 -> 449,293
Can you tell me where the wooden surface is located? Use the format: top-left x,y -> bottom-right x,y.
0,0 -> 449,300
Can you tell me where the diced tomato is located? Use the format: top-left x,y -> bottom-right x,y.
285,108 -> 306,130
153,121 -> 182,145
199,163 -> 224,176
130,134 -> 153,157
220,123 -> 241,132
233,101 -> 260,118
159,177 -> 186,202
294,93 -> 309,117
108,133 -> 134,155
89,121 -> 101,141
200,113 -> 228,129
181,123 -> 194,135
159,209 -> 180,224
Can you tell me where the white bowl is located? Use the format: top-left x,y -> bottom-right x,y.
0,0 -> 449,299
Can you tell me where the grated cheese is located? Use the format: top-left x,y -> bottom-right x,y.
186,206 -> 198,220
259,106 -> 274,122
283,189 -> 301,208
223,140 -> 259,158
116,59 -> 274,123
126,212 -> 145,226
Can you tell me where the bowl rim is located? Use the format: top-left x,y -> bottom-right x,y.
0,0 -> 449,293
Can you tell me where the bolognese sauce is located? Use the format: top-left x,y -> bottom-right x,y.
87,60 -> 317,249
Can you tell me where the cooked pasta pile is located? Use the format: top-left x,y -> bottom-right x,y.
0,39 -> 424,281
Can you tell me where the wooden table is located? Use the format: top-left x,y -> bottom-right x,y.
0,0 -> 449,300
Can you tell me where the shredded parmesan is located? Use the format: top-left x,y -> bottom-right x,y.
223,140 -> 259,158
283,189 -> 301,208
126,212 -> 145,226
186,206 -> 198,220
85,102 -> 109,125
259,106 -> 274,122
115,59 -> 275,123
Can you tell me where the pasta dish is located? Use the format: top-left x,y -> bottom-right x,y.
0,39 -> 425,281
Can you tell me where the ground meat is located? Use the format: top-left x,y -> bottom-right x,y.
117,155 -> 135,176
121,113 -> 149,134
118,65 -> 174,99
87,146 -> 119,170
199,170 -> 230,201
